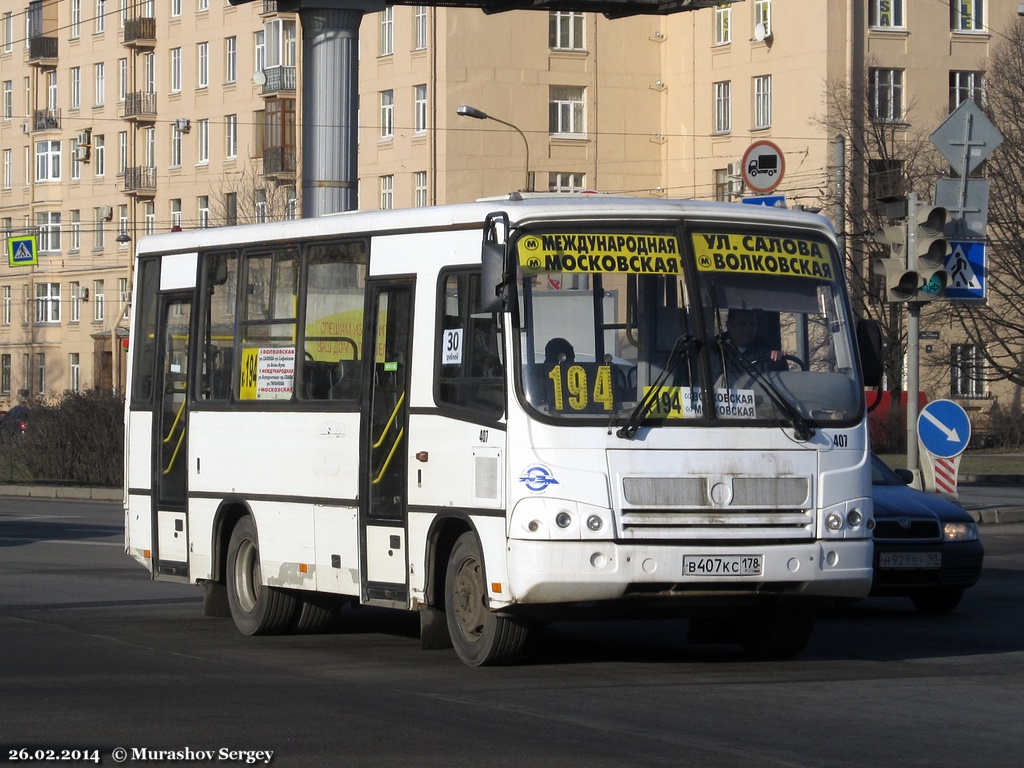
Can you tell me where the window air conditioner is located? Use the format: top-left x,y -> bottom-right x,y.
76,130 -> 91,146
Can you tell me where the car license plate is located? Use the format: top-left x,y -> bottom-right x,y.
683,555 -> 763,576
879,552 -> 941,570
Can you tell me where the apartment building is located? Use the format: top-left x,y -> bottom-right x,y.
1,0 -> 1020,418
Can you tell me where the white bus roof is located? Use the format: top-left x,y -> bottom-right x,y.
135,195 -> 834,257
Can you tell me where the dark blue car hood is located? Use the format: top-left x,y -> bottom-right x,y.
872,484 -> 975,523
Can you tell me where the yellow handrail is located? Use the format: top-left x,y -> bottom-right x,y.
371,427 -> 404,485
162,427 -> 187,476
371,392 -> 405,449
162,397 -> 187,444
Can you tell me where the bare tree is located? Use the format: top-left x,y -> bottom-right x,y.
950,18 -> 1024,391
210,158 -> 297,227
813,68 -> 944,389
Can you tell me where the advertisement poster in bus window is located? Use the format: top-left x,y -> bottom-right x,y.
304,310 -> 364,361
240,347 -> 295,400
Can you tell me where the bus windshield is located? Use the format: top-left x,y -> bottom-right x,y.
514,226 -> 862,430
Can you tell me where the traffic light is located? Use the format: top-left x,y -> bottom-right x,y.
909,204 -> 950,301
872,220 -> 918,302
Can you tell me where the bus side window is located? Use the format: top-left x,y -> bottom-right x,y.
199,252 -> 238,401
436,271 -> 504,418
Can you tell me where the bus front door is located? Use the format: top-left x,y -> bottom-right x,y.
152,294 -> 192,579
361,282 -> 413,605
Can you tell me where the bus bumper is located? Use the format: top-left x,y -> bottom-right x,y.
503,539 -> 873,606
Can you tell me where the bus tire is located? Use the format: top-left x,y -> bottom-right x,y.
291,593 -> 343,633
226,516 -> 298,636
738,605 -> 815,660
445,532 -> 528,667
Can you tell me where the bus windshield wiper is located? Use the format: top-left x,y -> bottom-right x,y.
615,334 -> 697,440
718,336 -> 816,441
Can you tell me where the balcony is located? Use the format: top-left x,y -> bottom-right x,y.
123,91 -> 157,122
27,35 -> 58,65
123,17 -> 156,48
263,146 -> 296,179
124,166 -> 157,196
33,108 -> 61,131
262,66 -> 296,95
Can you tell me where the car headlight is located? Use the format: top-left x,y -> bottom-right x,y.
943,522 -> 979,542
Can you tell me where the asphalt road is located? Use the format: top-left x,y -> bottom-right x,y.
2,497 -> 1023,768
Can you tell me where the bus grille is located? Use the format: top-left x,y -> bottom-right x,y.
619,476 -> 813,539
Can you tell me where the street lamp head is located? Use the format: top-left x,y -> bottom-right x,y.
457,105 -> 489,120
116,231 -> 132,244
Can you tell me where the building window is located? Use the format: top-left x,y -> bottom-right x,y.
36,354 -> 45,395
170,48 -> 181,93
69,353 -> 80,392
70,210 -> 80,250
70,282 -> 81,322
2,286 -> 11,326
870,0 -> 904,29
94,62 -> 105,106
95,0 -> 105,34
198,196 -> 209,228
94,280 -> 104,321
714,168 -> 730,201
380,175 -> 394,210
549,172 -> 586,193
3,149 -> 12,190
35,141 -> 62,182
714,80 -> 732,133
951,344 -> 987,398
380,90 -> 394,139
170,124 -> 182,167
171,199 -> 182,229
3,12 -> 11,53
869,68 -> 904,123
225,36 -> 237,84
35,282 -> 61,323
714,4 -> 730,45
226,114 -> 238,159
549,86 -> 585,136
550,11 -> 584,50
1,354 -> 10,394
753,75 -> 771,129
197,119 -> 209,164
94,134 -> 105,176
255,190 -> 267,223
254,30 -> 265,73
951,0 -> 984,32
70,68 -> 81,110
197,42 -> 209,89
118,131 -> 128,175
94,208 -> 105,249
379,6 -> 393,56
413,85 -> 427,134
171,0 -> 180,17
198,0 -> 208,11
414,171 -> 427,207
414,6 -> 428,50
2,80 -> 11,120
37,212 -> 61,252
118,57 -> 128,102
754,0 -> 771,35
950,70 -> 985,111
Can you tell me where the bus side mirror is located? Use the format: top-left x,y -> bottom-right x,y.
857,318 -> 883,387
479,211 -> 510,314
480,240 -> 505,313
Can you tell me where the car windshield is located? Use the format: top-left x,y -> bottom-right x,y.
513,226 -> 862,429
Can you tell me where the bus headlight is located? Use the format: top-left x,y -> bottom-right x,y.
555,512 -> 573,529
586,514 -> 604,531
826,512 -> 844,531
846,509 -> 863,528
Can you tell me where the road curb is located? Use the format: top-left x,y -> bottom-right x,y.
0,485 -> 121,501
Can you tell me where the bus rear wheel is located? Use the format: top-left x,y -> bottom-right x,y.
445,532 -> 528,667
226,517 -> 298,636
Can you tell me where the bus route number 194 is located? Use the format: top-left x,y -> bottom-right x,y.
683,554 -> 763,577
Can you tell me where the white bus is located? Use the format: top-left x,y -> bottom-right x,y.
124,195 -> 882,666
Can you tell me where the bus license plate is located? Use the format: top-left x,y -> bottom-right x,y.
683,555 -> 763,577
879,552 -> 941,570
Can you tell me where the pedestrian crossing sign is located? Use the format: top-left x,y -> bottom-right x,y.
7,235 -> 38,267
944,240 -> 986,301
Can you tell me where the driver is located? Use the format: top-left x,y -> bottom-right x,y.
725,308 -> 786,371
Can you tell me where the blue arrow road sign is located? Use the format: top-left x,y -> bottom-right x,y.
918,399 -> 971,459
742,195 -> 786,207
945,240 -> 986,300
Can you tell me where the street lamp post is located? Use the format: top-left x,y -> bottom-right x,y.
456,105 -> 534,192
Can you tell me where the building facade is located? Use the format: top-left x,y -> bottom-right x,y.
1,0 -> 1020,420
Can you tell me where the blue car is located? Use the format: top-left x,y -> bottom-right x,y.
870,454 -> 984,613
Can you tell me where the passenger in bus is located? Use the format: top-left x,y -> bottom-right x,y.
544,337 -> 575,366
725,308 -> 786,372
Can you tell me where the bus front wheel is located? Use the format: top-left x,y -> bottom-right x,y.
445,532 -> 528,666
226,516 -> 298,636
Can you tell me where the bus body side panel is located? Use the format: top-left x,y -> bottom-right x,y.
186,409 -> 361,595
125,411 -> 154,570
